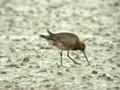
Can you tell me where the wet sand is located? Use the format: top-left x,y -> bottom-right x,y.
0,0 -> 120,90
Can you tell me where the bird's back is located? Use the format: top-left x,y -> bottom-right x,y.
49,32 -> 79,50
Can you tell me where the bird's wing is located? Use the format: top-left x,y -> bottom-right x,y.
55,34 -> 77,46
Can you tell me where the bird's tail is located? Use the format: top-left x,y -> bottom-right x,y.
40,35 -> 50,40
47,29 -> 54,35
40,34 -> 56,41
40,29 -> 56,41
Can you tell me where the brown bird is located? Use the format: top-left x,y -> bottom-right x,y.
40,29 -> 90,65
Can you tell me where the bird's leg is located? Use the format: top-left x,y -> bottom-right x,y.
59,50 -> 63,66
67,51 -> 81,65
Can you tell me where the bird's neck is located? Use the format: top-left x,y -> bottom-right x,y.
77,40 -> 85,50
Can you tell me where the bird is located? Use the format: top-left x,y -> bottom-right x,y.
40,29 -> 90,66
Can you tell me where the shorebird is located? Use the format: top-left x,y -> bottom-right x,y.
40,30 -> 90,65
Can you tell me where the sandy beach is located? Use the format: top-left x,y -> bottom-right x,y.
0,0 -> 120,90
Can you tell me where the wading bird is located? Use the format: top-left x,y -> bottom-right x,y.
40,30 -> 90,65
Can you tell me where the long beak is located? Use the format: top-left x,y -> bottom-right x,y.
82,51 -> 90,65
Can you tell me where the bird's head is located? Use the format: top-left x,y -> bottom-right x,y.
77,41 -> 90,65
79,41 -> 86,51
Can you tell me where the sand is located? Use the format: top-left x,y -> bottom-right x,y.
0,0 -> 120,90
